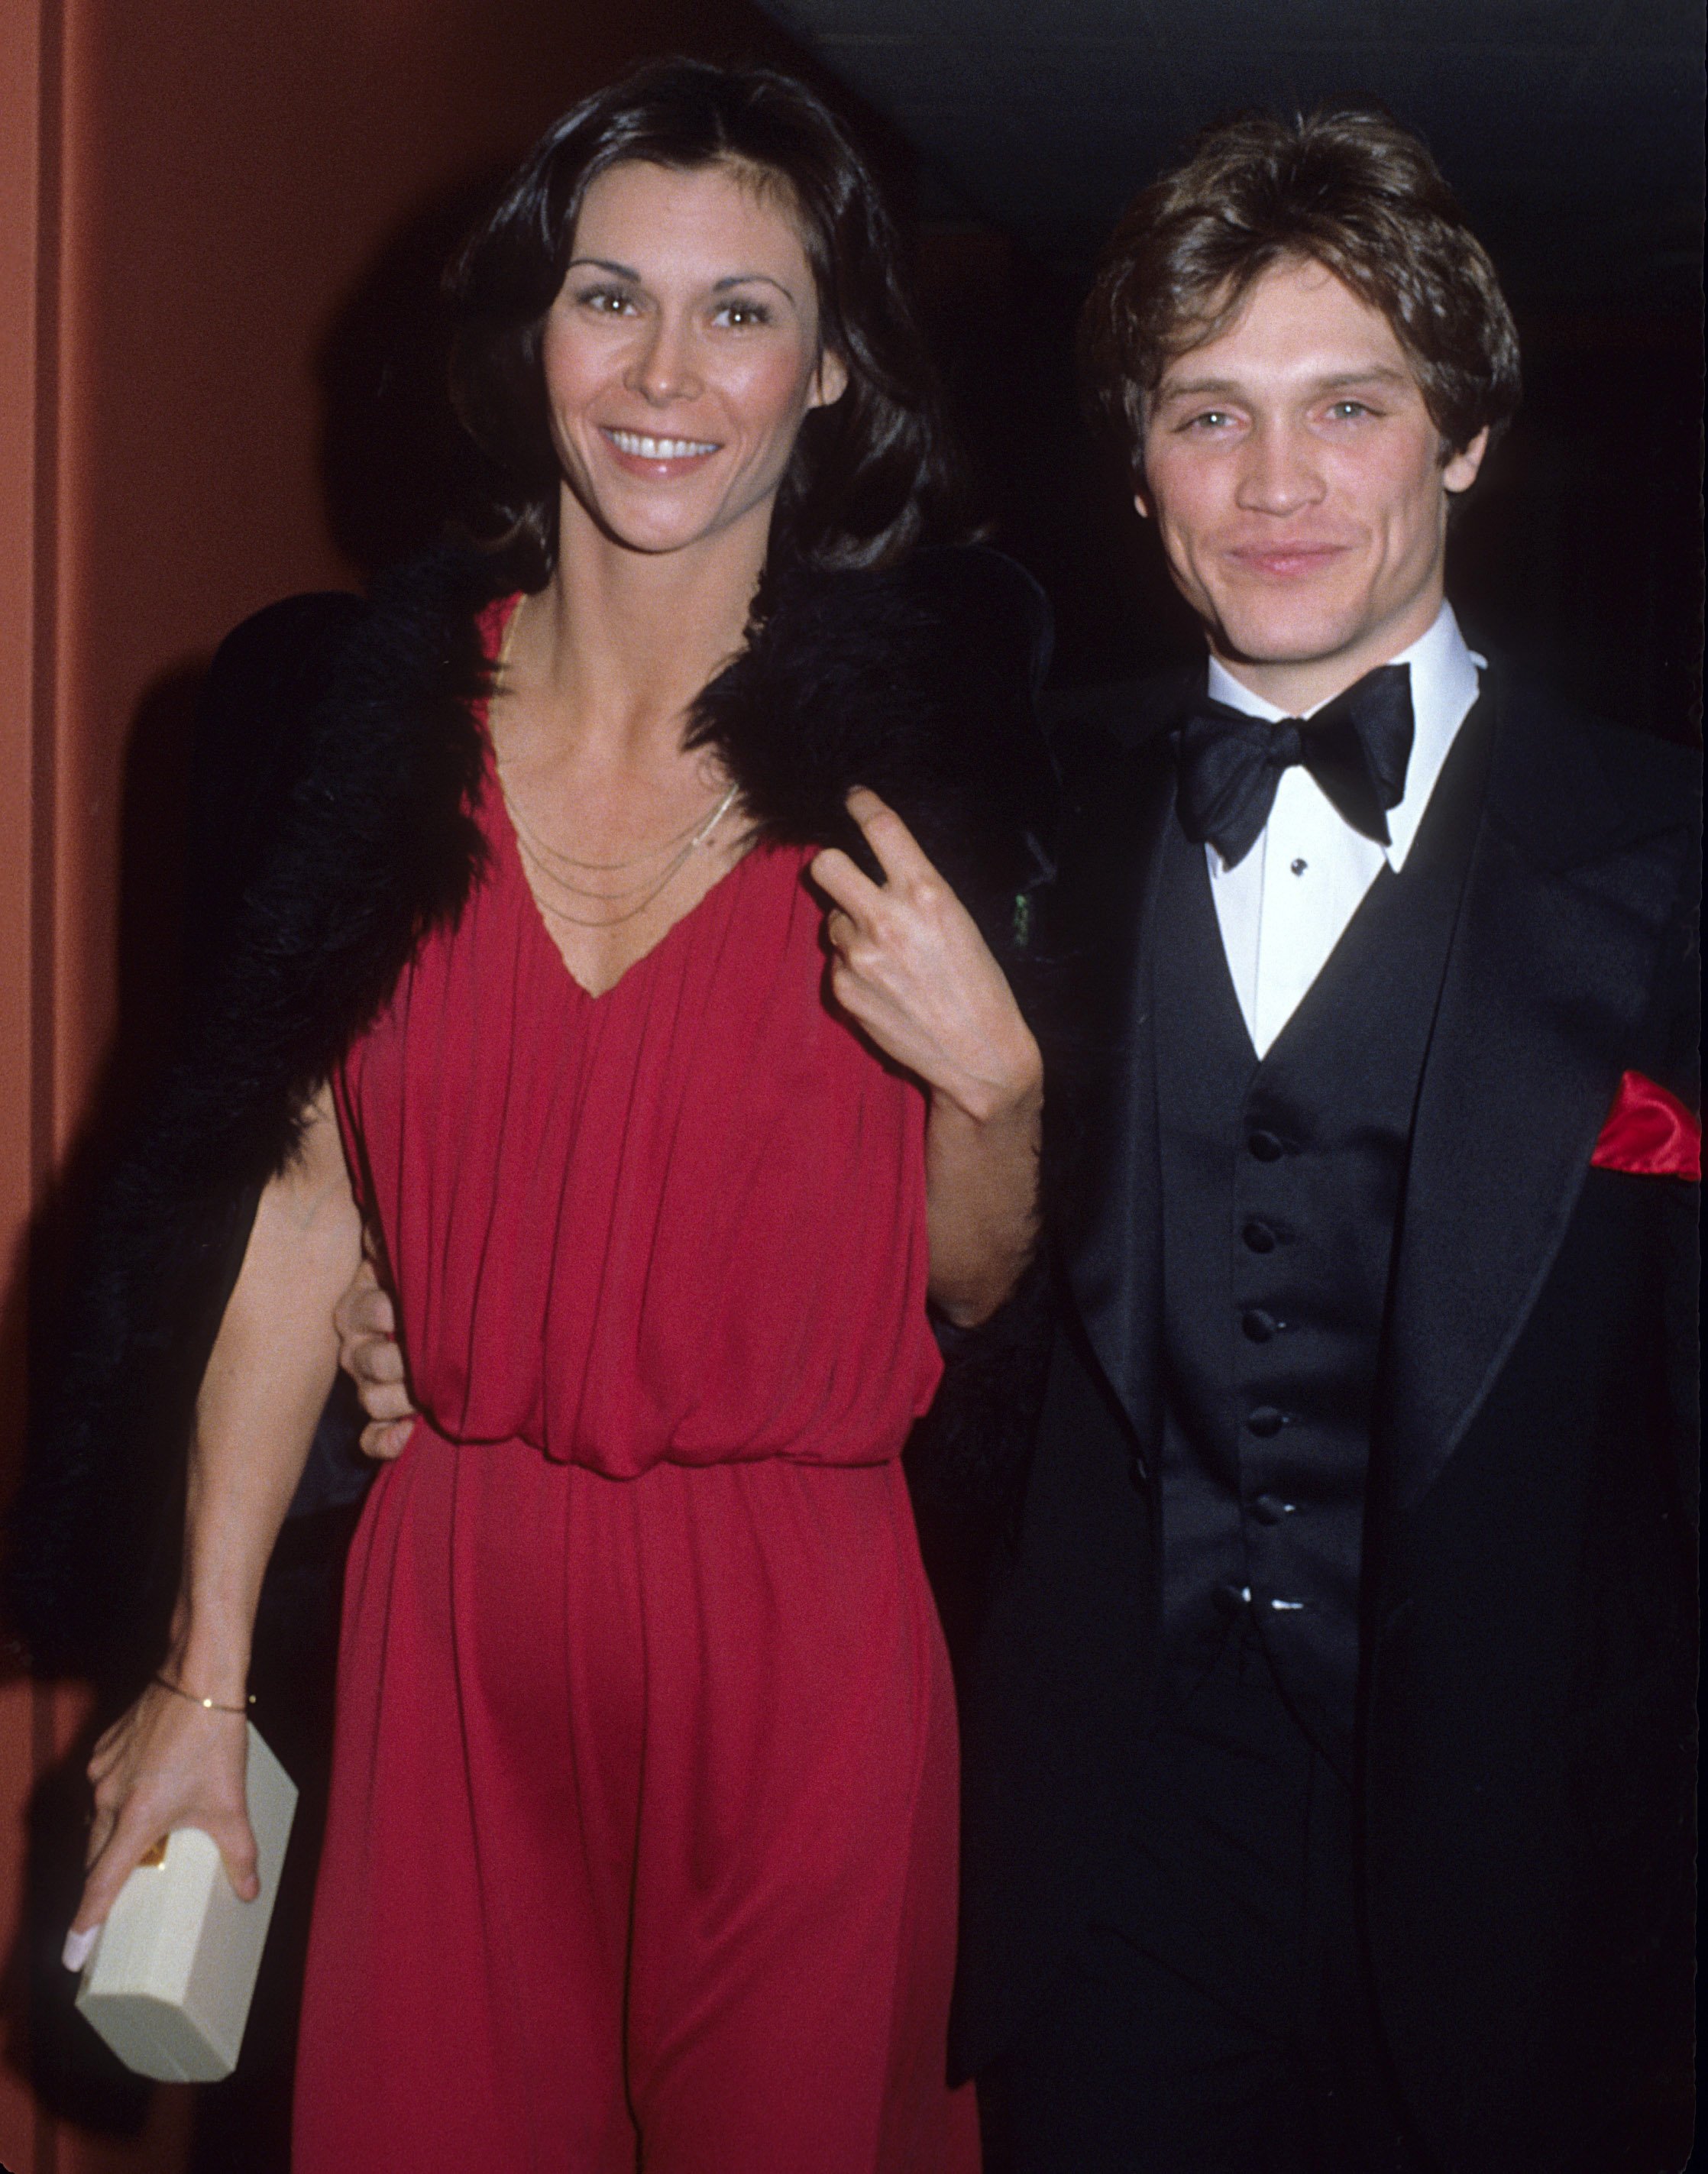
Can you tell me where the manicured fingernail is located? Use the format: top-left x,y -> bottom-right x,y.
62,1924 -> 99,1972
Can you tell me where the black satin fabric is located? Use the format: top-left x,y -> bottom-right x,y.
1174,663 -> 1414,869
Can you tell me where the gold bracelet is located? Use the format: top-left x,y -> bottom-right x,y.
153,1671 -> 254,1716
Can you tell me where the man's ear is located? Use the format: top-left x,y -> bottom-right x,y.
809,348 -> 849,410
1443,425 -> 1490,495
1131,427 -> 1153,518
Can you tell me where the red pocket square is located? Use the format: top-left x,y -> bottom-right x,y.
1591,1071 -> 1700,1180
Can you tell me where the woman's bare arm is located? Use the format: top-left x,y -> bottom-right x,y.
919,1079 -> 1042,1328
66,1084 -> 362,1959
810,789 -> 1042,1328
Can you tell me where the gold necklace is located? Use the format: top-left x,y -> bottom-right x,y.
519,782 -> 742,927
503,786 -> 728,888
493,597 -> 743,927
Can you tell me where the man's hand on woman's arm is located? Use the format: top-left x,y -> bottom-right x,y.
66,1084 -> 362,1964
811,788 -> 1043,1329
334,1250 -> 417,1461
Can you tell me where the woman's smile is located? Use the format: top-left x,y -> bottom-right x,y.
598,425 -> 723,477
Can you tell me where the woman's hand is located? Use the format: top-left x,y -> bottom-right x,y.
334,1251 -> 417,1461
64,1676 -> 257,1968
810,789 -> 1042,1125
811,789 -> 1042,1326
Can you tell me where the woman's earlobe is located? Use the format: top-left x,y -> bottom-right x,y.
810,351 -> 851,410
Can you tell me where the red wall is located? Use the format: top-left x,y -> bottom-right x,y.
0,4 -> 831,2166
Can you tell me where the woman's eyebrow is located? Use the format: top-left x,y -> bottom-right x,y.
564,259 -> 798,306
713,272 -> 797,303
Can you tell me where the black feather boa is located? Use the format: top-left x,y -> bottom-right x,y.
9,542 -> 1058,1672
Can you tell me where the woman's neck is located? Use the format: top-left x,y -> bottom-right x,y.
510,494 -> 769,772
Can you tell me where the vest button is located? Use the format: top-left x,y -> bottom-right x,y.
1247,1406 -> 1285,1437
1251,1493 -> 1289,1525
1241,1309 -> 1277,1342
1211,1582 -> 1250,1618
1247,1129 -> 1285,1161
1242,1220 -> 1277,1253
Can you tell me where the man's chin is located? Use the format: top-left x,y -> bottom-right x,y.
1208,616 -> 1367,673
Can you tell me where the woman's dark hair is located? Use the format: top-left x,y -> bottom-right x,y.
447,58 -> 965,581
1079,106 -> 1522,480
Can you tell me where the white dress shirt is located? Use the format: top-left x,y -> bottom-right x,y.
1204,603 -> 1484,1059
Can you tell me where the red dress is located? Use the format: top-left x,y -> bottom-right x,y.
292,603 -> 979,2173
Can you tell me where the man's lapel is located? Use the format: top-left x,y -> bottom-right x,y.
1052,692 -> 1180,1448
1380,674 -> 1695,1514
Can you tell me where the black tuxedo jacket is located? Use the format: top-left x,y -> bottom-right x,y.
954,660 -> 1700,2172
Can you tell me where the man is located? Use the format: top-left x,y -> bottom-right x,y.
954,109 -> 1699,2173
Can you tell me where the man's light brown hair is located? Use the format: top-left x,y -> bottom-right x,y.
1079,106 -> 1522,480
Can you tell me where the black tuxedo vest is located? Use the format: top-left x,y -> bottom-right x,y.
1150,708 -> 1490,1768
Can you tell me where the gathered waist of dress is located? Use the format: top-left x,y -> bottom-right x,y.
398,1409 -> 929,1480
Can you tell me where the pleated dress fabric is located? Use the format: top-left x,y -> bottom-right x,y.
291,602 -> 978,2173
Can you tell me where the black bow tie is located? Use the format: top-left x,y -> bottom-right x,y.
1174,664 -> 1415,869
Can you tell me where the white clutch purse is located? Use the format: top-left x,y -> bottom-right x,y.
73,1723 -> 298,2082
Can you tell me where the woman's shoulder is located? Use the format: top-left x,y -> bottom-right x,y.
837,539 -> 1051,665
180,548 -> 502,1133
691,545 -> 1056,914
185,548 -> 499,958
889,542 -> 1053,676
189,592 -> 371,955
198,549 -> 506,817
205,586 -> 369,694
752,542 -> 1051,708
204,543 -> 506,708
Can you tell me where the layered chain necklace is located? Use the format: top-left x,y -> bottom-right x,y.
503,778 -> 742,928
493,603 -> 743,930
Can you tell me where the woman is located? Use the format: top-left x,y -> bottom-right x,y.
40,60 -> 1052,2172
